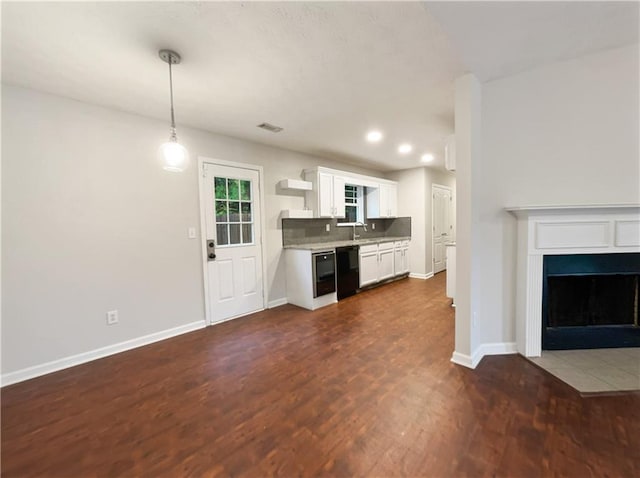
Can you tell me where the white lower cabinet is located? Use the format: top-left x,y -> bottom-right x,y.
359,241 -> 404,288
394,241 -> 410,276
378,243 -> 395,281
359,246 -> 379,287
285,249 -> 337,310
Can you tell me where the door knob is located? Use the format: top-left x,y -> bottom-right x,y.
207,239 -> 216,261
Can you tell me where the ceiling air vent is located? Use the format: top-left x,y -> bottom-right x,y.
257,122 -> 283,133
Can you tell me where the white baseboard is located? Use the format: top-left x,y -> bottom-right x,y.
451,342 -> 517,370
268,298 -> 288,309
450,350 -> 480,369
1,320 -> 207,387
409,272 -> 434,280
479,342 -> 518,357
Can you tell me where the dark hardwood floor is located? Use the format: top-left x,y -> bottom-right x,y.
2,274 -> 639,477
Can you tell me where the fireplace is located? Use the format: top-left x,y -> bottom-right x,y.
507,204 -> 640,357
542,253 -> 640,350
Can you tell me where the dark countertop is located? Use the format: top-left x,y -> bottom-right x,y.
283,236 -> 411,251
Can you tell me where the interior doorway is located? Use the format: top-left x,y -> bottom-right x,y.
432,184 -> 453,274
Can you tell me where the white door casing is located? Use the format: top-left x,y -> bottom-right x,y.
432,184 -> 453,274
200,159 -> 266,324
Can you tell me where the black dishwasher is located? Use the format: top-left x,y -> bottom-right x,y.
336,246 -> 360,300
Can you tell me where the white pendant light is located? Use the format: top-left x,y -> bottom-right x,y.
158,49 -> 188,172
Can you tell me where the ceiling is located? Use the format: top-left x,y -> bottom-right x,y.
427,1 -> 639,82
2,2 -> 638,172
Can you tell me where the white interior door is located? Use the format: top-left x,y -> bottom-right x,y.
433,185 -> 452,274
204,163 -> 264,324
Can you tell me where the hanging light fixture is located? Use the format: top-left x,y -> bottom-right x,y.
158,49 -> 188,172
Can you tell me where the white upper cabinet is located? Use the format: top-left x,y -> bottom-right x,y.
304,167 -> 397,219
366,183 -> 398,218
305,169 -> 345,218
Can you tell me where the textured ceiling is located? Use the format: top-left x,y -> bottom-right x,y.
1,2 -> 463,172
426,1 -> 639,82
2,2 -> 638,172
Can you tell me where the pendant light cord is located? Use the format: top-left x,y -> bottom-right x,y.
168,54 -> 176,136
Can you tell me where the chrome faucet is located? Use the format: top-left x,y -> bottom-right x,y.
352,221 -> 368,241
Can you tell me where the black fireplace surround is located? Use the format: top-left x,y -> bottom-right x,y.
542,253 -> 640,350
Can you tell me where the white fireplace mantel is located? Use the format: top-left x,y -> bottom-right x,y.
506,204 -> 640,357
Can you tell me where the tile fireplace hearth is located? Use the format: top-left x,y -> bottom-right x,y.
528,347 -> 640,393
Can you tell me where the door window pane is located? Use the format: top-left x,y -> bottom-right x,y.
215,177 -> 227,200
227,179 -> 240,200
241,203 -> 252,222
216,201 -> 228,222
214,175 -> 254,247
240,180 -> 251,200
217,224 -> 229,245
242,224 -> 253,244
229,224 -> 241,244
229,202 -> 240,222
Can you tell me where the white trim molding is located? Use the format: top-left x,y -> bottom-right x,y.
507,204 -> 640,357
451,342 -> 518,369
451,351 -> 480,369
409,272 -> 434,280
1,320 -> 206,387
268,298 -> 288,309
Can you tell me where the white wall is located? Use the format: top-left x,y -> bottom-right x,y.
389,167 -> 456,277
453,74 -> 482,364
475,43 -> 639,351
1,85 -> 384,376
389,168 -> 427,275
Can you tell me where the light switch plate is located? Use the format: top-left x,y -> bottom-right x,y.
188,227 -> 197,239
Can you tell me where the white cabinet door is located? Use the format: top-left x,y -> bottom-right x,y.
394,241 -> 410,276
318,171 -> 334,217
333,175 -> 346,218
386,184 -> 398,217
401,246 -> 410,274
379,184 -> 389,217
359,251 -> 379,287
366,183 -> 398,218
394,247 -> 403,276
378,247 -> 395,281
316,172 -> 345,218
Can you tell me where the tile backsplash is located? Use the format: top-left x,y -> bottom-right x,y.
282,217 -> 411,246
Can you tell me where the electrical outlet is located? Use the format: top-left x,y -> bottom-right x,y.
372,223 -> 376,230
325,223 -> 330,232
107,310 -> 119,325
472,311 -> 478,328
188,227 -> 196,239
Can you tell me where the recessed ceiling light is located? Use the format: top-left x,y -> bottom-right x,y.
366,130 -> 383,142
398,143 -> 413,154
421,153 -> 435,163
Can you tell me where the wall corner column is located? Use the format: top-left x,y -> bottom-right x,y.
451,74 -> 482,368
